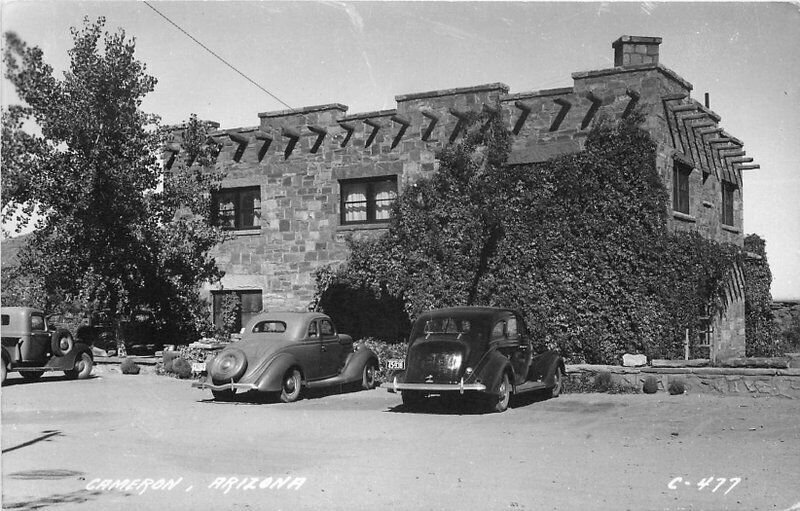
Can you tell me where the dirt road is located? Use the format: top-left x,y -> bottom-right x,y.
2,368 -> 798,510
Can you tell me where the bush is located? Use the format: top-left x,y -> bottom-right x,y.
642,375 -> 659,394
594,371 -> 613,392
171,357 -> 192,379
120,358 -> 141,375
668,378 -> 686,395
162,350 -> 180,373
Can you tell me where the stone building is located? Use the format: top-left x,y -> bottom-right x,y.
168,35 -> 758,361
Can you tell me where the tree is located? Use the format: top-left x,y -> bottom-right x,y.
743,234 -> 777,356
2,18 -> 226,342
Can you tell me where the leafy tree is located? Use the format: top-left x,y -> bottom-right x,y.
2,18 -> 226,342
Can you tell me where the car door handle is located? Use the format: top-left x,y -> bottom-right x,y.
321,345 -> 327,352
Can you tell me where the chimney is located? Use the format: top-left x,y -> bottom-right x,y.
612,36 -> 662,67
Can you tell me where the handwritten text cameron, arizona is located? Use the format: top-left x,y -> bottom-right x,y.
85,476 -> 307,495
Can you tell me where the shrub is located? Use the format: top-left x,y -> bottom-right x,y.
162,350 -> 180,373
594,371 -> 613,392
668,378 -> 686,395
171,357 -> 192,379
643,375 -> 659,394
120,358 -> 141,375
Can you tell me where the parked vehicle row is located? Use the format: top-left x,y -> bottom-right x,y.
2,305 -> 564,413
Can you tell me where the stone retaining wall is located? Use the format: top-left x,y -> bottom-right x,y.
566,364 -> 800,399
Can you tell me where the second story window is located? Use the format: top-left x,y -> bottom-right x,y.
721,182 -> 735,226
340,176 -> 398,225
672,161 -> 691,215
212,186 -> 261,230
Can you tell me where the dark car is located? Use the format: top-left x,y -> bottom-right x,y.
382,306 -> 565,412
192,312 -> 379,402
1,306 -> 94,385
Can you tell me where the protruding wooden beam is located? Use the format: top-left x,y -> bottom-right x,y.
513,101 -> 531,135
622,89 -> 640,118
448,108 -> 470,143
421,111 -> 439,142
550,97 -> 571,132
338,122 -> 355,148
308,125 -> 327,154
364,119 -> 382,148
390,114 -> 411,149
282,126 -> 301,160
255,132 -> 273,162
581,92 -> 603,130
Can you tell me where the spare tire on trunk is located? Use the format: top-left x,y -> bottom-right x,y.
210,348 -> 247,383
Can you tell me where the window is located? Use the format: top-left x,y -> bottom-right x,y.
721,182 -> 735,226
212,290 -> 263,332
340,176 -> 398,225
308,321 -> 318,338
212,186 -> 261,230
30,314 -> 45,331
252,321 -> 287,333
672,162 -> 691,214
320,319 -> 335,336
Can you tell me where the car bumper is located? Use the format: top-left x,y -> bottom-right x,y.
381,377 -> 486,394
192,381 -> 258,392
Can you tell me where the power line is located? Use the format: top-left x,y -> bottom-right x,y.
143,1 -> 296,112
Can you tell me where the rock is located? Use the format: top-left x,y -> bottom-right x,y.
622,353 -> 647,367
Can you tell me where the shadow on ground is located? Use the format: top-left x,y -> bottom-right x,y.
2,490 -> 102,511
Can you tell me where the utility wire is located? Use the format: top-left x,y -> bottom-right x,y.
143,1 -> 296,113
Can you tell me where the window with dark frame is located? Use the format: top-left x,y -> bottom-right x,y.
340,176 -> 398,225
212,186 -> 261,230
672,161 -> 691,215
721,181 -> 735,226
212,290 -> 263,332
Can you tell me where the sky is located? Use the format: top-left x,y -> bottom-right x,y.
1,1 -> 798,300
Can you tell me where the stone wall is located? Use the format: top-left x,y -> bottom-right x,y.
567,364 -> 800,399
168,35 -> 756,355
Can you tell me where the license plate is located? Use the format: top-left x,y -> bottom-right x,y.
387,359 -> 405,370
191,362 -> 206,373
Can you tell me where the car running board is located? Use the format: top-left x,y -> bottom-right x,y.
514,381 -> 548,394
304,374 -> 351,389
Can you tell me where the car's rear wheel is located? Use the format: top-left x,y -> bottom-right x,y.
51,329 -> 75,357
65,353 -> 93,380
212,389 -> 236,401
1,360 -> 7,385
280,369 -> 302,403
21,370 -> 45,381
401,390 -> 426,407
361,360 -> 378,390
491,373 -> 512,413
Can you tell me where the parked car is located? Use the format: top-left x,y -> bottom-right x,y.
193,312 -> 379,402
1,306 -> 94,385
63,309 -> 162,354
382,306 -> 565,412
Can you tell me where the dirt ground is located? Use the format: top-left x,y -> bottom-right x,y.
2,367 -> 799,511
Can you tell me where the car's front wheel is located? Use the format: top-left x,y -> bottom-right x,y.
65,352 -> 93,380
1,360 -> 6,385
280,368 -> 302,403
491,373 -> 512,413
361,360 -> 378,390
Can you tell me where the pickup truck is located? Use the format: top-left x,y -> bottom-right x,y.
1,306 -> 94,384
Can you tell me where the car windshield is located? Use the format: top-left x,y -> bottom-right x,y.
410,314 -> 490,347
252,320 -> 287,334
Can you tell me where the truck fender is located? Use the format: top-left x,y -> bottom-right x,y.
476,351 -> 515,396
544,356 -> 566,387
254,353 -> 303,393
339,347 -> 378,384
